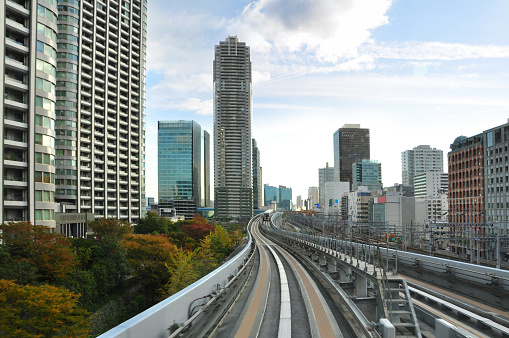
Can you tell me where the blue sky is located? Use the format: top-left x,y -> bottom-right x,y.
144,0 -> 509,203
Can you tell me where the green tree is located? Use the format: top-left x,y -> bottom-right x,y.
87,218 -> 133,240
62,238 -> 131,311
0,246 -> 39,285
134,212 -> 170,234
0,279 -> 89,337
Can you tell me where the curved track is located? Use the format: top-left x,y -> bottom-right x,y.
212,217 -> 345,337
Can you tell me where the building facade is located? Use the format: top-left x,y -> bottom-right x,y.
252,139 -> 262,210
308,186 -> 319,209
278,185 -> 292,211
158,121 -> 208,219
324,181 -> 349,216
402,145 -> 443,187
352,159 -> 382,192
484,121 -> 509,235
333,124 -> 370,189
213,36 -> 252,220
264,184 -> 278,207
203,130 -> 210,207
318,163 -> 334,208
413,171 -> 448,198
2,0 -> 59,228
448,134 -> 485,255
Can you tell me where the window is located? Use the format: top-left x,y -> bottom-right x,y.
36,59 -> 56,77
35,96 -> 55,113
35,134 -> 55,147
36,77 -> 56,95
37,23 -> 57,41
37,5 -> 58,24
35,152 -> 55,165
35,114 -> 55,129
37,40 -> 57,59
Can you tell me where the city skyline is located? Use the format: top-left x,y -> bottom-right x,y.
144,0 -> 509,202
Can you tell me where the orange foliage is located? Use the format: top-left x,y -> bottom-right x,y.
121,234 -> 177,288
0,279 -> 89,337
0,222 -> 76,282
182,215 -> 214,241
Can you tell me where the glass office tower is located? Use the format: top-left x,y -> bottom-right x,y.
158,121 -> 205,219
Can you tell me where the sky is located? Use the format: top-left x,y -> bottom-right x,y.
144,0 -> 509,203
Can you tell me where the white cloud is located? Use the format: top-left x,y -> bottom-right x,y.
234,0 -> 392,62
175,98 -> 213,116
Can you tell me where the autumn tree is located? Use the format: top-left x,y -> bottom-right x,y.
160,248 -> 200,297
121,234 -> 177,289
87,218 -> 133,240
0,222 -> 76,282
182,215 -> 214,241
0,279 -> 89,337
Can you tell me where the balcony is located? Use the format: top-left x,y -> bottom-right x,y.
3,175 -> 27,187
6,17 -> 29,35
4,135 -> 28,149
3,153 -> 27,168
5,53 -> 28,72
5,36 -> 28,53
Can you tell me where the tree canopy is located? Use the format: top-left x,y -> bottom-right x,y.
0,279 -> 89,337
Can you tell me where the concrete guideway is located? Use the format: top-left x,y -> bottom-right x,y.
215,215 -> 345,337
264,220 -> 422,338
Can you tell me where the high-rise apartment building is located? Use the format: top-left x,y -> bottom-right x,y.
213,36 -> 252,220
352,159 -> 382,192
252,139 -> 262,210
402,145 -> 443,187
333,124 -> 370,189
158,121 -> 209,219
318,163 -> 334,208
1,0 -> 147,227
2,0 -> 59,228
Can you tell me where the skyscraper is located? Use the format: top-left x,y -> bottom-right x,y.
333,124 -> 370,189
1,0 -> 147,226
59,0 -> 147,223
252,139 -> 262,210
401,145 -> 443,187
2,0 -> 58,228
158,121 -> 209,219
213,36 -> 252,220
